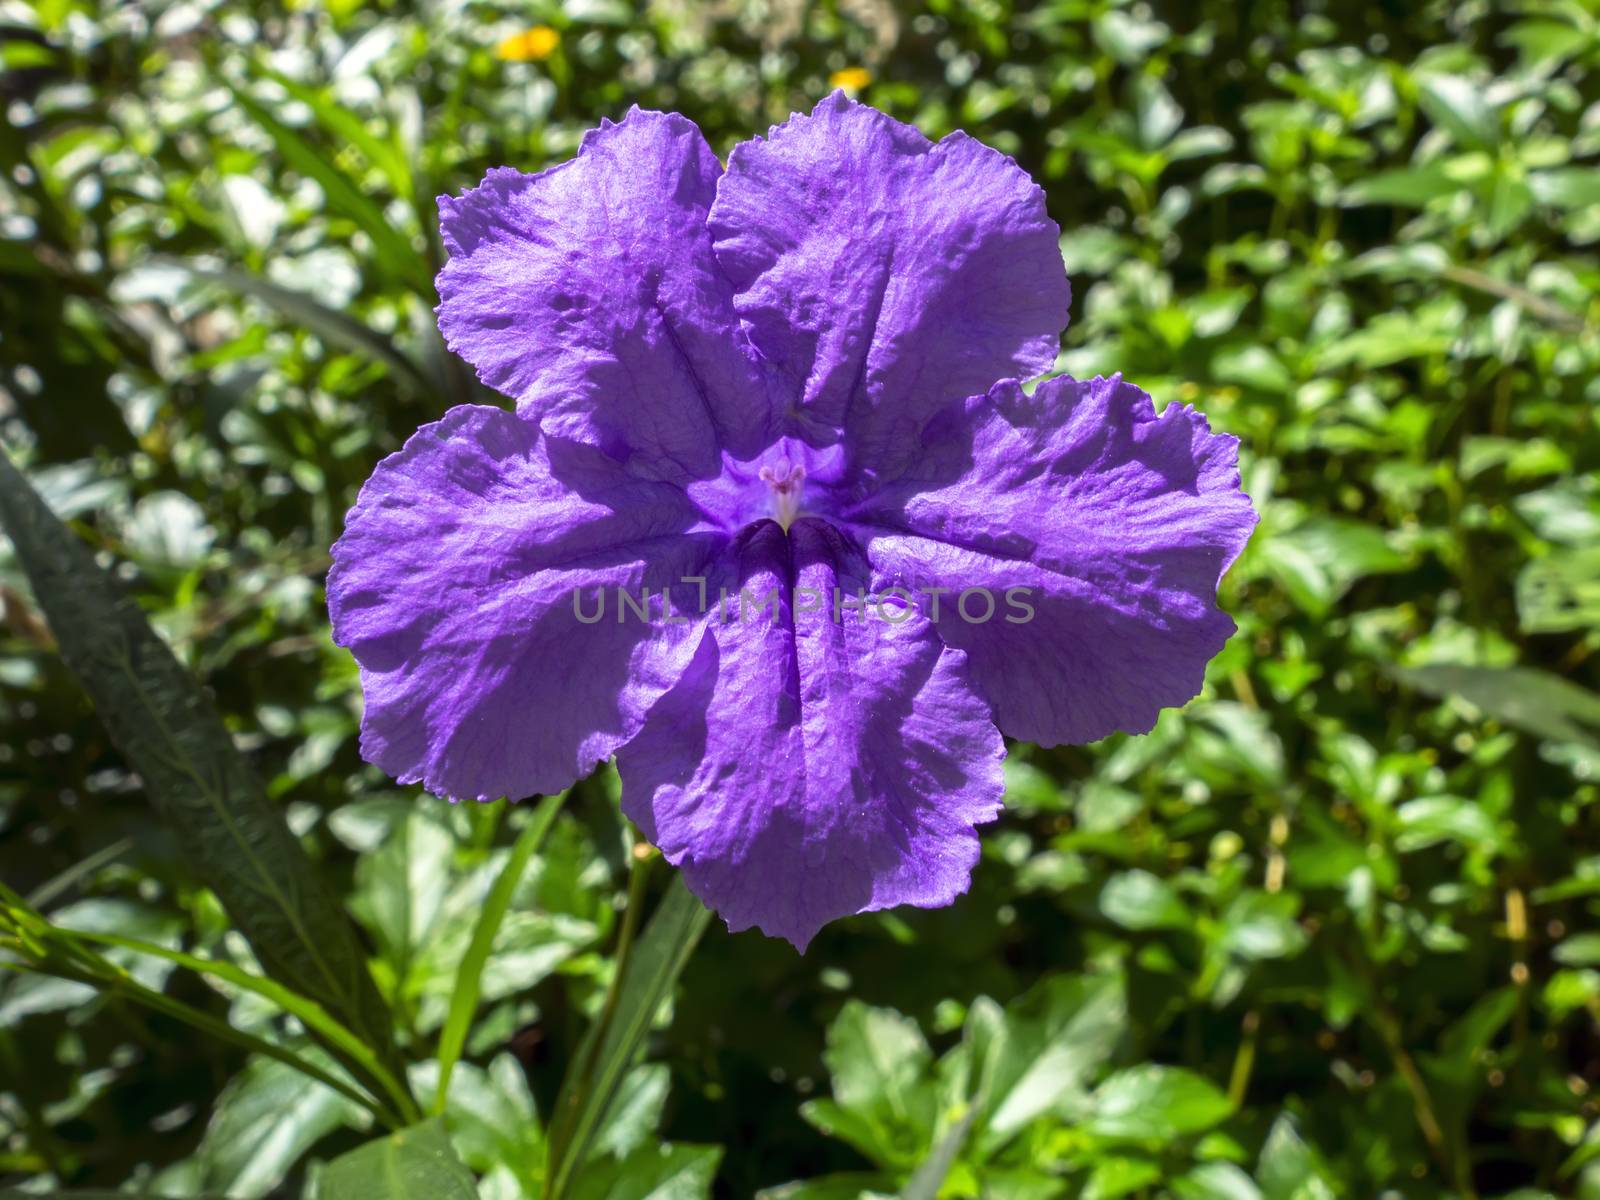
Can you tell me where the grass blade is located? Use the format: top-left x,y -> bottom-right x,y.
543,873 -> 712,1200
251,65 -> 415,203
220,79 -> 430,294
899,1107 -> 978,1200
0,446 -> 415,1120
0,948 -> 388,1124
59,925 -> 415,1125
159,258 -> 438,401
434,793 -> 565,1114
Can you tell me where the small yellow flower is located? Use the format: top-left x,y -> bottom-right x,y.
828,66 -> 871,92
496,25 -> 560,62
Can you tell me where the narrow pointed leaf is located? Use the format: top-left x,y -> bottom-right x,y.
159,258 -> 438,400
0,447 -> 412,1116
221,79 -> 429,293
57,923 -> 413,1123
544,875 -> 712,1200
434,793 -> 565,1113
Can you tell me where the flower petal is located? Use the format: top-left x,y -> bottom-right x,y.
329,405 -> 720,801
436,109 -> 771,478
847,376 -> 1257,746
708,91 -> 1070,479
617,518 -> 1004,950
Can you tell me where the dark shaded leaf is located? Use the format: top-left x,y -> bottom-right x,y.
0,447 -> 411,1115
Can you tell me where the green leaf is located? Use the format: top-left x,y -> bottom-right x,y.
1170,1162 -> 1263,1200
544,874 -> 712,1200
1,890 -> 386,1119
1341,164 -> 1461,207
321,1119 -> 478,1200
435,794 -> 564,1113
1084,1155 -> 1163,1200
1517,548 -> 1600,633
1554,932 -> 1600,967
1530,166 -> 1600,211
1219,891 -> 1309,961
570,1142 -> 721,1200
1257,518 -> 1411,615
1416,74 -> 1499,148
221,79 -> 430,293
251,64 -> 415,203
826,1001 -> 935,1131
970,973 -> 1127,1146
1394,795 -> 1502,853
1257,1114 -> 1337,1200
0,448 -> 411,1118
1100,869 -> 1192,932
1087,1066 -> 1233,1141
420,1053 -> 544,1177
592,1064 -> 670,1161
1391,664 -> 1600,749
753,1174 -> 894,1200
195,1056 -> 367,1199
799,1001 -> 938,1169
56,924 -> 414,1123
899,1107 -> 976,1200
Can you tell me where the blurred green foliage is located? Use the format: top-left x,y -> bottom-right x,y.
1,0 -> 1599,1197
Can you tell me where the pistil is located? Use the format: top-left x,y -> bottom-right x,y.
758,458 -> 807,532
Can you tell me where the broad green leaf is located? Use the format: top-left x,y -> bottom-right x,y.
1341,164 -> 1461,206
592,1064 -> 671,1161
1257,518 -> 1411,615
1084,1156 -> 1163,1200
1219,891 -> 1309,961
1171,1162 -> 1264,1200
435,793 -> 564,1112
351,807 -> 595,1037
1517,548 -> 1600,633
1554,933 -> 1600,967
1087,1066 -> 1232,1141
1257,1114 -> 1338,1200
195,1056 -> 367,1199
1100,869 -> 1191,931
544,874 -> 712,1200
414,1054 -> 542,1177
754,1174 -> 895,1200
321,1119 -> 477,1200
800,1002 -> 942,1168
1391,664 -> 1600,749
570,1142 -> 721,1200
972,974 -> 1127,1145
1515,480 -> 1600,545
1416,74 -> 1499,148
1394,795 -> 1501,853
1092,9 -> 1168,64
1530,167 -> 1600,211
0,448 -> 410,1114
826,1001 -> 935,1130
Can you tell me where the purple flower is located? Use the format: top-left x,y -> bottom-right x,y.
328,94 -> 1257,949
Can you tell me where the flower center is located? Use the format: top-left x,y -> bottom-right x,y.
758,458 -> 807,532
